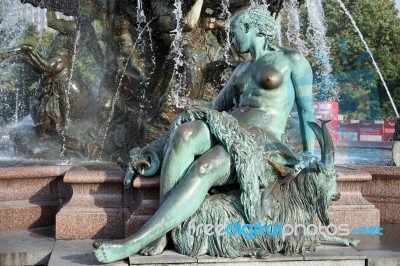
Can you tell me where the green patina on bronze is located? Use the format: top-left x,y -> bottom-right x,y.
88,5 -> 357,263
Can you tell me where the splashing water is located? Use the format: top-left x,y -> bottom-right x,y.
168,0 -> 186,108
276,13 -> 283,46
0,0 -> 30,126
61,26 -> 81,156
285,0 -> 308,56
0,1 -> 29,49
306,0 -> 337,100
136,0 -> 156,69
136,0 -> 155,116
65,29 -> 81,128
100,19 -> 156,156
306,0 -> 332,74
221,0 -> 231,64
336,0 -> 399,118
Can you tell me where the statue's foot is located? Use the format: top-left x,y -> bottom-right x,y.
93,241 -> 132,263
139,235 -> 167,256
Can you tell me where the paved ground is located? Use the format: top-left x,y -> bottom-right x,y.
0,224 -> 399,266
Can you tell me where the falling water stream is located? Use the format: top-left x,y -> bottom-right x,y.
221,0 -> 231,63
100,19 -> 155,156
168,0 -> 185,108
285,0 -> 308,56
136,0 -> 155,117
61,26 -> 81,156
0,0 -> 30,127
336,0 -> 399,118
306,0 -> 337,100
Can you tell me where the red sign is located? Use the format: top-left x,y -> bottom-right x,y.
383,120 -> 396,141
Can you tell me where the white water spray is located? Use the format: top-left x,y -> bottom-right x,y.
285,0 -> 308,55
336,0 -> 399,118
306,0 -> 337,100
167,0 -> 186,108
306,0 -> 332,75
276,13 -> 283,46
100,19 -> 155,155
221,0 -> 231,63
136,0 -> 156,68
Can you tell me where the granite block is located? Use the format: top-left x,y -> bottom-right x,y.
349,165 -> 400,224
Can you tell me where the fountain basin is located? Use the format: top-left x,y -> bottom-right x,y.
0,164 -> 390,239
0,166 -> 72,232
351,165 -> 400,224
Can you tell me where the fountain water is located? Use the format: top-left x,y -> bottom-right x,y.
0,1 -> 30,127
100,18 -> 155,158
306,0 -> 337,101
336,0 -> 399,118
284,0 -> 308,55
221,0 -> 231,64
167,0 -> 185,108
276,14 -> 283,46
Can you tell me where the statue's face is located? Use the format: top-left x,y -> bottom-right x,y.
230,20 -> 253,54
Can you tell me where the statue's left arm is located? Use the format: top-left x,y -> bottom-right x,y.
290,53 -> 316,153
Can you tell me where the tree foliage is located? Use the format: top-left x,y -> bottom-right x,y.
322,0 -> 400,119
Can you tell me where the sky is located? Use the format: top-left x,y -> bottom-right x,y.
396,0 -> 400,14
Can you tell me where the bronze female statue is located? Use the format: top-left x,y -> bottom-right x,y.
94,5 -> 319,263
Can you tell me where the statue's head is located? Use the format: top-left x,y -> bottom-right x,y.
230,5 -> 277,53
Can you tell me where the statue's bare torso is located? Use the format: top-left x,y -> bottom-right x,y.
215,48 -> 310,142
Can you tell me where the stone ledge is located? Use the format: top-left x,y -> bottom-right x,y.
129,246 -> 366,266
2,225 -> 400,266
0,166 -> 74,232
347,165 -> 400,224
56,170 -> 126,240
323,166 -> 379,228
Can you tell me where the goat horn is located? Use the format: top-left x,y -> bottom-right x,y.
136,160 -> 151,173
320,119 -> 334,167
267,159 -> 295,177
307,121 -> 324,162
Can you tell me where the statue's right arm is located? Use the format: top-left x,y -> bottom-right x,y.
0,45 -> 49,73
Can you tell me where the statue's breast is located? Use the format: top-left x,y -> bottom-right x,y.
255,67 -> 284,90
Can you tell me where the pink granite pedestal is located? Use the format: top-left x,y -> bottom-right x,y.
56,169 -> 126,239
55,166 -> 382,239
330,166 -> 380,228
350,165 -> 400,224
0,166 -> 72,232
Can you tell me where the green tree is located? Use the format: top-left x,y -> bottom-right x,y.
322,0 -> 400,119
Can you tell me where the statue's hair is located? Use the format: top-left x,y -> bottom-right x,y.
231,5 -> 277,44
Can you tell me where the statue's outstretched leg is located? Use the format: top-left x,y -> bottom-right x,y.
94,143 -> 234,263
140,120 -> 213,255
